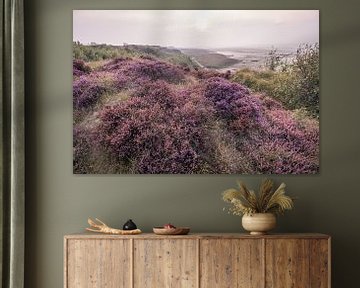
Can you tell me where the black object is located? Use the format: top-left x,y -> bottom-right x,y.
123,219 -> 137,230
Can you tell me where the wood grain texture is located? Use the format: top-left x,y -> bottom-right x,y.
265,239 -> 310,288
133,239 -> 197,288
200,239 -> 264,288
64,234 -> 330,288
310,239 -> 330,288
66,239 -> 131,288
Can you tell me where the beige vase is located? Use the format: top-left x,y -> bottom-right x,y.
242,213 -> 276,235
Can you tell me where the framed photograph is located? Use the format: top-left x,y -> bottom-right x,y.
73,10 -> 319,174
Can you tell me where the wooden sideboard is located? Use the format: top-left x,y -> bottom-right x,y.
64,233 -> 330,288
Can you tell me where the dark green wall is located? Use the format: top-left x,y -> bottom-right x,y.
24,0 -> 360,287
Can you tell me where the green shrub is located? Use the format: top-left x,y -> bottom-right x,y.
232,43 -> 319,117
292,44 -> 319,116
73,42 -> 199,69
232,69 -> 277,93
265,48 -> 282,71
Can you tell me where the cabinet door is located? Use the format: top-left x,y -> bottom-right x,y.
66,239 -> 131,288
265,239 -> 310,288
134,239 -> 198,288
200,239 -> 264,288
309,239 -> 330,288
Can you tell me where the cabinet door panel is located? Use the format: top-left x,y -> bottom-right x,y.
66,239 -> 131,288
265,239 -> 310,288
134,239 -> 198,288
310,239 -> 330,288
200,239 -> 264,288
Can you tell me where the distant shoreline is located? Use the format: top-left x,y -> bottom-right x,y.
181,47 -> 296,71
74,42 -> 297,71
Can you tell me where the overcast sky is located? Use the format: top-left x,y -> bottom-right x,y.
73,10 -> 319,49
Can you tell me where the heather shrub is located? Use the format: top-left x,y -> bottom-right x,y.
204,77 -> 250,119
123,58 -> 185,83
131,80 -> 181,110
73,75 -> 107,109
73,126 -> 91,173
230,96 -> 265,132
241,138 -> 318,174
73,71 -> 118,110
73,77 -> 90,106
96,84 -> 216,173
73,43 -> 319,174
258,94 -> 284,110
235,104 -> 319,174
203,77 -> 264,132
102,57 -> 185,84
101,57 -> 132,71
73,59 -> 91,77
74,124 -> 123,174
265,109 -> 318,153
92,71 -> 117,87
76,84 -> 106,109
123,44 -> 198,69
114,73 -> 131,90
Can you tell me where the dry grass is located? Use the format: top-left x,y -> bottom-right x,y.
222,179 -> 294,216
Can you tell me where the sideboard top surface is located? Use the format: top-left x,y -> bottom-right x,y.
64,232 -> 330,240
